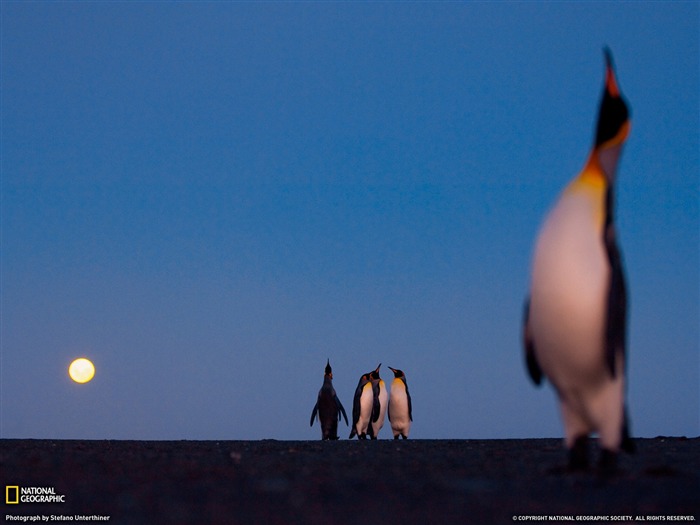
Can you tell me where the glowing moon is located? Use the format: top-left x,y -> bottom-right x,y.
68,358 -> 95,384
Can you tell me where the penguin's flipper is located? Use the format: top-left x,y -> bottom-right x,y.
351,384 -> 362,428
371,381 -> 380,423
523,297 -> 543,385
621,405 -> 635,454
350,379 -> 366,436
407,389 -> 413,422
310,402 -> 318,427
603,202 -> 627,379
335,395 -> 349,426
402,377 -> 413,422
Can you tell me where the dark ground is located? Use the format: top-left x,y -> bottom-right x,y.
1,437 -> 698,524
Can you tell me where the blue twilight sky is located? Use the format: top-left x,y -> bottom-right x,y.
1,2 -> 698,441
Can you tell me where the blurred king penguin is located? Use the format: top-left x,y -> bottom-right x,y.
310,360 -> 348,440
523,48 -> 635,472
349,369 -> 374,440
387,367 -> 412,439
367,364 -> 388,439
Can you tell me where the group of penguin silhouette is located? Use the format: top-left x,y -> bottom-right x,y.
313,48 -> 634,473
310,361 -> 412,441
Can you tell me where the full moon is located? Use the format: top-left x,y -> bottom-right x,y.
68,358 -> 95,384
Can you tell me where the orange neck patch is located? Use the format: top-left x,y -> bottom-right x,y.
575,152 -> 608,189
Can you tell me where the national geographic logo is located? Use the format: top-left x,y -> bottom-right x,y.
6,486 -> 66,504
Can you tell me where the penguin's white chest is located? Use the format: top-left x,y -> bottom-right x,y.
358,384 -> 373,432
389,383 -> 410,427
529,188 -> 610,385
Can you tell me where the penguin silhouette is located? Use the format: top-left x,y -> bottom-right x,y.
310,359 -> 348,440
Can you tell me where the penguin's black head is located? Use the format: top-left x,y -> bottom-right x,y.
388,366 -> 404,379
370,364 -> 381,380
594,47 -> 630,149
324,359 -> 332,378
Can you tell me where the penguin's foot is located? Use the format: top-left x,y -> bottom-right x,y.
393,435 -> 399,440
567,435 -> 590,471
401,434 -> 408,440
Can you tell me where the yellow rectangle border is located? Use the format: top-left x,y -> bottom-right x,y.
6,485 -> 19,504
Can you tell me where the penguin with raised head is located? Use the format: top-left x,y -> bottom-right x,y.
523,48 -> 635,472
349,370 -> 373,440
310,359 -> 349,440
367,363 -> 388,440
387,366 -> 412,439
